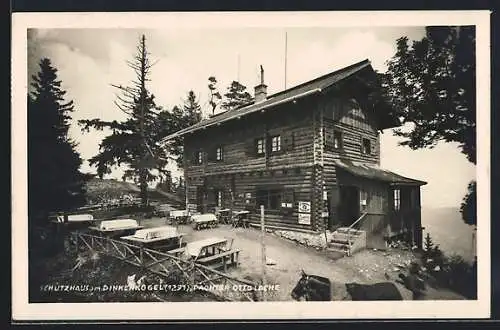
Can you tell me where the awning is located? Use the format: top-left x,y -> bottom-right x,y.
334,159 -> 427,186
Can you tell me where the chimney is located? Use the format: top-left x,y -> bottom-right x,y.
254,65 -> 267,103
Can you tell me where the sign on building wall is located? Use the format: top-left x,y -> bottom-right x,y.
298,213 -> 311,225
298,201 -> 311,213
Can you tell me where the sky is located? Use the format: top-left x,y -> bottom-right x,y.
26,26 -> 476,209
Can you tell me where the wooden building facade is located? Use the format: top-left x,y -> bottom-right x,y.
162,59 -> 427,248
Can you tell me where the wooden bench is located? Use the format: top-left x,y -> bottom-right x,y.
197,249 -> 241,271
167,246 -> 186,257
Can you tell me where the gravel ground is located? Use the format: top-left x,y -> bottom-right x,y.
139,217 -> 466,301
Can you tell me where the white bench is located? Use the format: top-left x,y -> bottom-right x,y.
53,213 -> 94,223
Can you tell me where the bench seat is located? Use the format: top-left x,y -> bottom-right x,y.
197,249 -> 241,270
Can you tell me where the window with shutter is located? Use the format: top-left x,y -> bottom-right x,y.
270,135 -> 281,153
193,151 -> 203,165
255,138 -> 266,156
216,146 -> 223,161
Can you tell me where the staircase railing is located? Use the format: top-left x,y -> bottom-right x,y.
347,212 -> 368,256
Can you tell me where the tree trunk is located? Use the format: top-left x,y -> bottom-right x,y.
139,169 -> 148,206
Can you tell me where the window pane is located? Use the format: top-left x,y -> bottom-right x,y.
334,131 -> 342,149
272,136 -> 281,152
257,139 -> 264,154
393,189 -> 400,211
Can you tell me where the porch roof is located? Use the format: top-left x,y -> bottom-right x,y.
334,159 -> 427,186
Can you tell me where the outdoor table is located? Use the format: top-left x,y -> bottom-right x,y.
191,213 -> 218,230
232,210 -> 250,228
169,209 -> 190,224
185,237 -> 230,260
88,219 -> 142,238
216,208 -> 231,224
121,225 -> 186,251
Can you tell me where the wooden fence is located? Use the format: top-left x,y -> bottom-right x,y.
71,232 -> 259,302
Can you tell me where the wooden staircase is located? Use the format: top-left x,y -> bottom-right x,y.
327,227 -> 367,256
327,213 -> 368,256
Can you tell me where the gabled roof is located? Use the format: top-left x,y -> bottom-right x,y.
161,59 -> 376,142
334,159 -> 427,186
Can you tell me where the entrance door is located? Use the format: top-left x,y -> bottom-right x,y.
339,186 -> 360,226
196,187 -> 204,213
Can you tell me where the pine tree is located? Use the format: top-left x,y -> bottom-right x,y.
28,58 -> 90,222
169,91 -> 203,168
221,80 -> 253,111
424,232 -> 434,252
208,76 -> 222,115
79,35 -> 174,206
182,90 -> 202,125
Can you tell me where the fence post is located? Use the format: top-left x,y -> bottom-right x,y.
260,205 -> 267,301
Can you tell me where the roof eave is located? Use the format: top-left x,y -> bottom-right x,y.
160,87 -> 323,143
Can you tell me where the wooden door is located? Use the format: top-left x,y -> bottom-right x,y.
339,186 -> 360,226
196,187 -> 204,213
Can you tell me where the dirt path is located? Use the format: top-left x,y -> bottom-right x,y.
140,218 -> 465,301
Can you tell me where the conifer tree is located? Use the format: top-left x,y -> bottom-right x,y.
221,80 -> 253,111
28,58 -> 90,222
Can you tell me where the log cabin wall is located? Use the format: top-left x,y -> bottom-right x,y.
319,93 -> 382,233
183,98 -> 319,230
335,170 -> 390,249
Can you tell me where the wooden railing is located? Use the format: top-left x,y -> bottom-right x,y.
346,212 -> 368,256
71,232 -> 260,302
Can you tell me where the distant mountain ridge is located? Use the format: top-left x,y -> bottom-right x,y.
421,206 -> 476,262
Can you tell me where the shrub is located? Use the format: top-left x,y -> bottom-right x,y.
420,233 -> 477,299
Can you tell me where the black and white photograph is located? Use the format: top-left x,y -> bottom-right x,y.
12,11 -> 490,320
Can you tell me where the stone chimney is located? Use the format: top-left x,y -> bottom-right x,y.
254,65 -> 267,103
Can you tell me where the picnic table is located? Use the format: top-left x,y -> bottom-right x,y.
88,219 -> 142,238
191,213 -> 218,230
231,210 -> 250,228
169,209 -> 191,224
121,225 -> 186,251
215,208 -> 231,224
50,213 -> 97,232
183,237 -> 240,271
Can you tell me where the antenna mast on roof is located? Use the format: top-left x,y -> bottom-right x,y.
237,53 -> 241,82
284,31 -> 288,90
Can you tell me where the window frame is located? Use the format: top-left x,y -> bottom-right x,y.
271,135 -> 281,153
393,188 -> 401,211
195,150 -> 203,165
216,190 -> 223,208
333,130 -> 343,150
256,138 -> 266,156
361,137 -> 372,155
215,146 -> 223,161
256,188 -> 282,211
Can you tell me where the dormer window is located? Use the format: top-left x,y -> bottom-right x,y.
271,135 -> 281,152
362,138 -> 371,154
